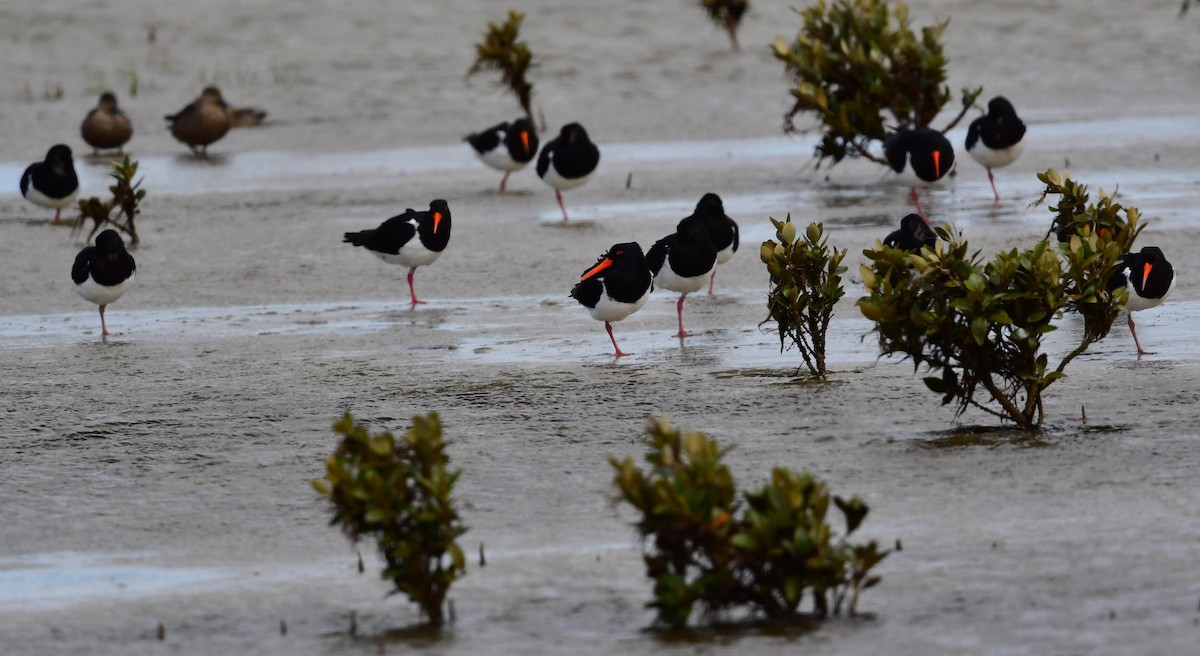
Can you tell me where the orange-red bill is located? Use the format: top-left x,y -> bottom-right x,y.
520,130 -> 530,154
932,150 -> 941,179
1143,262 -> 1153,287
581,258 -> 613,281
433,212 -> 443,233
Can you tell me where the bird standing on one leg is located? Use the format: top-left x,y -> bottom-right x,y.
884,127 -> 955,221
21,144 -> 79,224
466,118 -> 539,192
647,216 -> 717,339
688,193 -> 739,296
570,242 -> 653,357
343,200 -> 452,308
965,96 -> 1026,202
536,123 -> 600,222
72,229 -> 136,340
1108,246 -> 1175,357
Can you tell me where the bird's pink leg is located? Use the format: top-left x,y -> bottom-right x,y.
911,187 -> 928,222
99,305 -> 110,339
499,172 -> 510,193
54,208 -> 62,224
606,321 -> 631,357
556,190 -> 569,222
407,268 -> 426,307
988,168 -> 1000,203
1129,314 -> 1153,357
674,293 -> 693,339
708,269 -> 717,296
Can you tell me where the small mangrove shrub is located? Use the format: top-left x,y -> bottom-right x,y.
760,217 -> 847,378
858,211 -> 1129,429
698,0 -> 749,51
610,416 -> 891,628
75,156 -> 146,246
314,412 -> 467,627
772,0 -> 980,166
468,10 -> 535,120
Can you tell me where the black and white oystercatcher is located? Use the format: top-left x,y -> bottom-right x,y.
884,127 -> 955,220
72,229 -> 136,339
466,118 -> 539,192
343,200 -> 451,308
165,87 -> 232,154
689,193 -> 739,295
965,96 -> 1027,202
1108,246 -> 1175,357
570,242 -> 653,357
884,213 -> 937,252
21,144 -> 79,224
647,216 -> 717,338
536,122 -> 600,222
81,91 -> 133,155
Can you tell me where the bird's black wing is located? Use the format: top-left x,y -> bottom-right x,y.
570,277 -> 603,309
343,213 -> 417,254
645,235 -> 672,276
465,123 -> 504,154
71,247 -> 94,285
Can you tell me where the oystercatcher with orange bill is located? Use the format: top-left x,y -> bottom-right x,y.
466,117 -> 539,192
72,229 -> 136,339
966,96 -> 1026,202
21,144 -> 79,224
1108,246 -> 1175,357
884,127 -> 954,220
884,213 -> 937,252
343,200 -> 451,308
647,216 -> 717,338
537,123 -> 600,222
570,242 -> 653,357
689,193 -> 739,295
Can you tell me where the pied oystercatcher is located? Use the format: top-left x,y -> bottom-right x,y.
81,92 -> 133,155
689,193 -> 739,295
965,96 -> 1027,202
884,213 -> 937,252
647,216 -> 717,338
1108,246 -> 1175,356
343,200 -> 451,308
536,123 -> 600,222
466,118 -> 539,192
72,229 -> 136,339
570,242 -> 653,357
884,127 -> 955,220
21,144 -> 79,224
165,87 -> 232,154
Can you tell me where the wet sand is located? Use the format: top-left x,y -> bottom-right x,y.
3,1 -> 1200,654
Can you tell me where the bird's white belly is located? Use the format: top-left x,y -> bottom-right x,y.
541,165 -> 592,191
373,241 -> 441,269
715,244 -> 735,265
1126,275 -> 1174,312
655,264 -> 710,294
27,186 -> 78,209
588,287 -> 650,322
968,140 -> 1024,170
480,147 -> 524,172
74,273 -> 134,306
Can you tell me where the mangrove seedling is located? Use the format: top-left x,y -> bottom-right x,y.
772,0 -> 981,167
610,415 -> 891,628
760,217 -> 847,378
313,412 -> 467,627
74,155 -> 146,246
858,213 -> 1130,429
468,10 -> 535,121
698,0 -> 749,51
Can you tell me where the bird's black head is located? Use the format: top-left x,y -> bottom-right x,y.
95,229 -> 126,253
511,117 -> 538,156
560,122 -> 590,146
580,242 -> 646,281
426,199 -> 450,234
987,96 -> 1018,118
1139,246 -> 1167,263
695,193 -> 725,215
46,143 -> 73,164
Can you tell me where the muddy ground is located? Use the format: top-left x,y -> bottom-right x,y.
3,1 -> 1200,654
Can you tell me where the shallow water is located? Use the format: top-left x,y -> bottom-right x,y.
4,1 -> 1200,655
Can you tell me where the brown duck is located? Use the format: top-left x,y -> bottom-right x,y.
164,86 -> 232,154
81,91 -> 133,154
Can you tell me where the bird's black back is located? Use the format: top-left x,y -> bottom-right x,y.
884,128 -> 955,182
884,214 -> 936,251
343,200 -> 451,254
966,96 -> 1026,151
537,123 -> 600,179
24,144 -> 78,200
571,242 -> 652,308
691,193 -> 739,253
647,217 -> 717,277
1108,247 -> 1174,299
465,122 -> 505,154
72,229 -> 136,286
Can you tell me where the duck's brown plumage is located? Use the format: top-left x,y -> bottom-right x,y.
165,87 -> 232,153
81,92 -> 133,153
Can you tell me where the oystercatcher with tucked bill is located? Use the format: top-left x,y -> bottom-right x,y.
72,229 -> 136,339
965,96 -> 1027,202
466,117 -> 539,192
537,123 -> 600,222
689,193 -> 739,295
21,144 -> 79,224
884,213 -> 937,252
1108,246 -> 1175,357
343,200 -> 451,308
647,216 -> 717,338
571,242 -> 653,357
884,127 -> 954,220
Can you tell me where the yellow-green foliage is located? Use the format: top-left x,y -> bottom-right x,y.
314,412 -> 467,627
468,11 -> 535,120
610,416 -> 890,628
75,156 -> 146,246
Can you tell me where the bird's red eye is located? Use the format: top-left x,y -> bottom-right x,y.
615,250 -> 623,255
